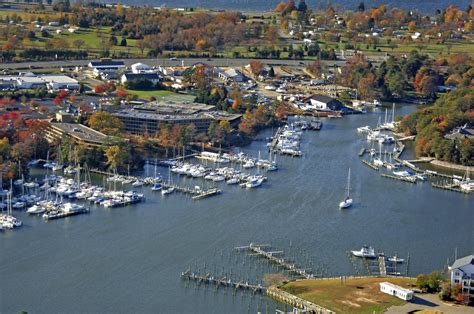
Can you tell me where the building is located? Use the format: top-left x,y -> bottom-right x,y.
41,75 -> 80,91
88,59 -> 125,78
379,282 -> 414,301
114,101 -> 241,135
449,254 -> 474,302
0,73 -> 79,91
305,94 -> 343,111
218,68 -> 246,82
445,124 -> 474,140
131,62 -> 152,73
44,122 -> 109,148
120,73 -> 161,85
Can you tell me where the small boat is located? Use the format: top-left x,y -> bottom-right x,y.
245,176 -> 263,188
226,177 -> 239,185
161,187 -> 175,195
26,204 -> 46,215
351,246 -> 376,258
387,256 -> 405,263
339,168 -> 352,209
131,180 -> 144,187
151,183 -> 162,191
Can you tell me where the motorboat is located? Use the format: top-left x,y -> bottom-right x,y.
351,246 -> 376,258
245,176 -> 263,188
131,180 -> 144,187
27,204 -> 46,215
387,256 -> 405,263
226,177 -> 239,185
161,187 -> 175,195
151,183 -> 162,191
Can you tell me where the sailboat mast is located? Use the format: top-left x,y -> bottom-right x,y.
347,168 -> 351,198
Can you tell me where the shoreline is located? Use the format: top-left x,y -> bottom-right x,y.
428,160 -> 474,173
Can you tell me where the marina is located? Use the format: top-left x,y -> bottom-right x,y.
1,103 -> 472,313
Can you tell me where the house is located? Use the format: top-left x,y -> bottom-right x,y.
379,282 -> 414,301
218,68 -> 246,82
305,94 -> 343,111
131,63 -> 152,74
445,124 -> 474,140
121,73 -> 161,85
88,59 -> 125,78
449,254 -> 474,302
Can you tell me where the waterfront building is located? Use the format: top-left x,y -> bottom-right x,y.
449,254 -> 474,302
114,101 -> 241,135
44,122 -> 110,148
304,94 -> 343,111
379,282 -> 414,301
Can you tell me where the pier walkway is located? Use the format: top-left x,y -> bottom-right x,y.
180,270 -> 266,294
267,287 -> 334,314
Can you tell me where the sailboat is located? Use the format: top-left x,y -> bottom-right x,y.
161,168 -> 174,195
339,168 -> 353,209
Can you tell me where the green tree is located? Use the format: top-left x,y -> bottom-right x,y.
87,111 -> 124,136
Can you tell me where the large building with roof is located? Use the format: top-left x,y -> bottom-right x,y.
114,101 -> 241,135
44,122 -> 110,148
449,254 -> 474,302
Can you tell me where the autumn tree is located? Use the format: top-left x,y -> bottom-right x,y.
87,111 -> 124,136
249,60 -> 264,77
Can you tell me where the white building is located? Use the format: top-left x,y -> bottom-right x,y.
449,254 -> 474,302
120,73 -> 161,85
0,73 -> 79,91
131,63 -> 152,74
379,282 -> 414,301
41,75 -> 80,91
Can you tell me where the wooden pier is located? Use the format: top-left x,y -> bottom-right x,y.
378,256 -> 387,277
431,183 -> 470,194
381,174 -> 417,183
191,188 -> 221,200
237,243 -> 314,279
267,287 -> 334,314
161,183 -> 222,200
180,270 -> 266,294
361,159 -> 379,170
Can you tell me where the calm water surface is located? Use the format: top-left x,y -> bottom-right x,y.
1,103 -> 473,313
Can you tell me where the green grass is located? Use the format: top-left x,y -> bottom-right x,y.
281,277 -> 417,314
125,89 -> 195,102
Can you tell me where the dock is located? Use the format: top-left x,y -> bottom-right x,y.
268,127 -> 282,152
267,287 -> 334,314
180,270 -> 266,294
237,243 -> 314,279
361,159 -> 379,170
381,174 -> 417,183
161,183 -> 222,199
378,256 -> 387,277
43,208 -> 90,221
431,183 -> 470,194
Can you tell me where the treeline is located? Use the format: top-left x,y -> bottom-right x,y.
399,87 -> 474,166
18,48 -> 88,61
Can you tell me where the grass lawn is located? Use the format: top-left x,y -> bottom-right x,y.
281,277 -> 417,314
125,89 -> 195,102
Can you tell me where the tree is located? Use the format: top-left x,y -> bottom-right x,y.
249,60 -> 264,77
104,145 -> 128,170
307,60 -> 324,77
87,111 -> 124,136
136,40 -> 146,57
109,36 -> 118,46
408,21 -> 416,32
72,39 -> 85,50
120,38 -> 127,47
358,73 -> 377,99
297,0 -> 307,13
357,1 -> 365,12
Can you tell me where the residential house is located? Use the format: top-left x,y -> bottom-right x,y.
448,254 -> 474,302
305,94 -> 343,111
121,73 -> 161,86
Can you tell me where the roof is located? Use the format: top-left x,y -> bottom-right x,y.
89,60 -> 125,68
131,63 -> 151,68
308,94 -> 337,103
123,73 -> 160,80
379,282 -> 413,294
50,122 -> 109,144
450,254 -> 474,270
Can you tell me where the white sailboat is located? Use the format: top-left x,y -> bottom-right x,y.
339,168 -> 353,209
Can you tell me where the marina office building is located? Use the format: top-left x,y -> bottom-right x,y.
114,101 -> 241,135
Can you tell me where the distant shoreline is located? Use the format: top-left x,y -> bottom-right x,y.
429,160 -> 474,173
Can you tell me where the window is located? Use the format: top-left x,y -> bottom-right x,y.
455,279 -> 459,283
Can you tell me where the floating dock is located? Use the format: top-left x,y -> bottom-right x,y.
361,159 -> 379,170
431,183 -> 470,194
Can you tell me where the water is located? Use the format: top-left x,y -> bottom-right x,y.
1,103 -> 473,313
113,0 -> 470,14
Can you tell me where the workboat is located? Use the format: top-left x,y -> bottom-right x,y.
351,246 -> 376,258
339,168 -> 353,209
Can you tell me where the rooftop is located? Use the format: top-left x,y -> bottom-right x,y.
50,122 -> 109,144
450,254 -> 474,270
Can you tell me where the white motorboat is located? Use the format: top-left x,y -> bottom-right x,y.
245,176 -> 263,188
131,180 -> 144,187
351,246 -> 376,258
387,256 -> 405,263
226,177 -> 239,185
339,168 -> 353,209
27,204 -> 46,214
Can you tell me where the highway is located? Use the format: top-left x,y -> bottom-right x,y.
0,57 -> 346,71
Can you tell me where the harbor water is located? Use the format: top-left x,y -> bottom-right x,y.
1,103 -> 473,313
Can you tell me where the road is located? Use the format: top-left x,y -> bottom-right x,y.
0,57 -> 346,71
